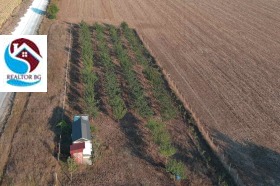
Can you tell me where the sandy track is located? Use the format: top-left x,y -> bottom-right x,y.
58,0 -> 280,185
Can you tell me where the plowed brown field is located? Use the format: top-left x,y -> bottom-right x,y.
58,0 -> 280,185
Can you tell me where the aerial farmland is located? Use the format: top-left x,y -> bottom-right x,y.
58,0 -> 280,185
0,0 -> 279,185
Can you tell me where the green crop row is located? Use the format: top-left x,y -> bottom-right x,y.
146,119 -> 176,157
109,25 -> 153,118
94,24 -> 127,121
121,22 -> 177,120
146,119 -> 186,179
79,22 -> 99,118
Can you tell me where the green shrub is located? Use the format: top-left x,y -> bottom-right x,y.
90,125 -> 96,133
56,120 -> 71,135
166,159 -> 187,180
47,3 -> 59,19
160,143 -> 177,157
146,119 -> 176,158
112,98 -> 127,121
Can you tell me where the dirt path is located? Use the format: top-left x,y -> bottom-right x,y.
57,0 -> 280,185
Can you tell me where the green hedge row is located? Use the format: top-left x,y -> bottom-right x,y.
146,119 -> 186,179
79,22 -> 99,118
109,26 -> 153,118
146,119 -> 176,157
94,24 -> 127,121
121,22 -> 177,120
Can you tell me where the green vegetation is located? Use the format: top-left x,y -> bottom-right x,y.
109,26 -> 153,118
56,120 -> 71,135
121,22 -> 177,120
79,22 -> 99,118
90,125 -> 96,133
146,119 -> 176,158
46,3 -> 59,19
144,68 -> 177,120
146,119 -> 187,179
166,159 -> 187,180
94,24 -> 127,120
56,120 -> 72,156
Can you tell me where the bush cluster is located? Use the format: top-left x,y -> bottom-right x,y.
146,119 -> 176,157
94,24 -> 127,121
79,22 -> 99,118
166,159 -> 187,180
121,22 -> 177,120
47,3 -> 59,19
109,26 -> 153,118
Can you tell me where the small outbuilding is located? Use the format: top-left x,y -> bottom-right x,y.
70,115 -> 92,165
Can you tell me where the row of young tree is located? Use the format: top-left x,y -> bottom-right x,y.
94,24 -> 127,121
79,22 -> 99,118
121,22 -> 178,120
146,119 -> 186,180
109,26 -> 153,118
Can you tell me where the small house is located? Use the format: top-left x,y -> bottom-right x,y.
70,115 -> 92,165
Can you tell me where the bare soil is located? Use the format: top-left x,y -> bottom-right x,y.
57,0 -> 280,185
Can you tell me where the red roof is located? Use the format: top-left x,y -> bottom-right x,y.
70,142 -> 85,154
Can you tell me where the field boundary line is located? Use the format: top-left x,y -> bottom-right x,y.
61,23 -> 72,119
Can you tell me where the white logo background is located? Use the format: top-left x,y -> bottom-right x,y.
0,35 -> 47,92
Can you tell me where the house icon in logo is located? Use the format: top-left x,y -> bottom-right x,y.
11,39 -> 42,73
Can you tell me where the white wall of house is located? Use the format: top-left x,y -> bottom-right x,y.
83,141 -> 92,156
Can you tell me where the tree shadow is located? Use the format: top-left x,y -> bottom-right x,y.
213,129 -> 280,186
48,106 -> 72,161
173,142 -> 201,166
119,112 -> 164,168
68,24 -> 83,113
